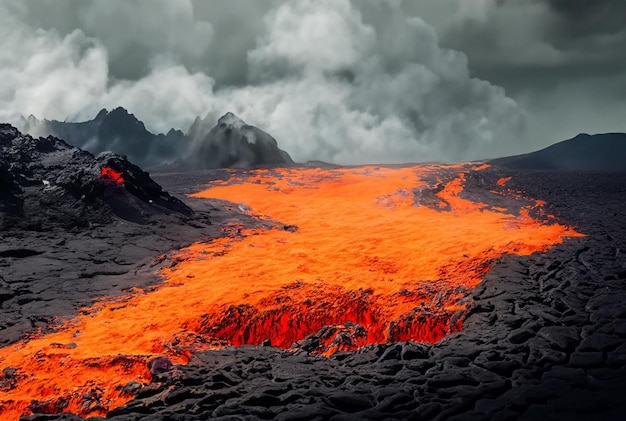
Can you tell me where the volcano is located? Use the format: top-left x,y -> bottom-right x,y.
1,127 -> 626,420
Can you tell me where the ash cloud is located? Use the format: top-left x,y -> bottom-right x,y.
5,0 -> 621,165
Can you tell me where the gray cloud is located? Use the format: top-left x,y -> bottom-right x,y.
0,0 -> 217,134
2,0 -> 622,164
235,0 -> 525,163
546,0 -> 626,41
77,0 -> 213,79
438,0 -> 626,149
442,0 -> 626,85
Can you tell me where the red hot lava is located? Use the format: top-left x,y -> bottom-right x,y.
0,163 -> 582,420
100,167 -> 124,184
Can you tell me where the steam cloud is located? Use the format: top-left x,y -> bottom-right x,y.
1,0 -> 531,164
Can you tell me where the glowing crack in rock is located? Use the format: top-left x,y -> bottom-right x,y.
0,164 -> 582,419
100,167 -> 125,184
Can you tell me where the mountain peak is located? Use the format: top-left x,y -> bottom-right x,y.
217,112 -> 246,130
103,107 -> 145,131
109,107 -> 133,118
186,113 -> 294,169
95,108 -> 109,120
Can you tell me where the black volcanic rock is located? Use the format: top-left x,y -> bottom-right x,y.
0,123 -> 191,230
186,112 -> 294,169
490,133 -> 626,171
94,152 -> 193,219
0,132 -> 23,217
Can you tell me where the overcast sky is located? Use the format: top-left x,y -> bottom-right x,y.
1,0 -> 624,164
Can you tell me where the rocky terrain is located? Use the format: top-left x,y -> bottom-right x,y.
17,109 -> 294,171
2,126 -> 626,420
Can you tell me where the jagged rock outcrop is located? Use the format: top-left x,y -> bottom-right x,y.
0,124 -> 191,231
185,112 -> 294,169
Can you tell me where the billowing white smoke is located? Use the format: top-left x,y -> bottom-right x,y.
0,0 -> 216,135
0,0 -> 526,164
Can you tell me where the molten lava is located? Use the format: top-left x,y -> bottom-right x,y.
0,164 -> 581,419
100,167 -> 124,184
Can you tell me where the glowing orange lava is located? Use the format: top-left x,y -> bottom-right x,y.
497,176 -> 511,186
0,164 -> 581,420
100,167 -> 124,184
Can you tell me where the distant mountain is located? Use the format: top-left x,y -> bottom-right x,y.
17,109 -> 294,171
490,133 -> 626,171
185,112 -> 294,169
18,108 -> 188,170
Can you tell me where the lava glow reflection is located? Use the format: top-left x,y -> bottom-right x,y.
0,164 -> 581,419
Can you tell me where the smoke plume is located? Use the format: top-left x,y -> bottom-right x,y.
1,0 -> 531,164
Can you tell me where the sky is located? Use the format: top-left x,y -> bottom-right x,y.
0,0 -> 624,164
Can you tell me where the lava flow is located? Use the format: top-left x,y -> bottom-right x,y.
0,164 -> 581,419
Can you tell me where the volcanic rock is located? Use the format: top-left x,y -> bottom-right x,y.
0,124 -> 267,348
185,112 -> 294,169
0,123 -> 191,230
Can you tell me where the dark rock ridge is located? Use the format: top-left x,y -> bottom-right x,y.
186,112 -> 294,170
0,123 -> 191,230
490,132 -> 626,171
18,109 -> 294,171
19,108 -> 189,170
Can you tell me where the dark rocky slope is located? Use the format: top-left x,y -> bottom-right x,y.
490,133 -> 626,171
0,123 -> 191,230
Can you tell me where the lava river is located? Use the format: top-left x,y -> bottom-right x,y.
0,164 -> 581,419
